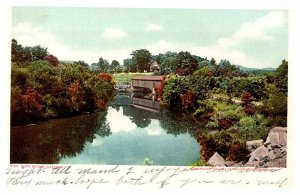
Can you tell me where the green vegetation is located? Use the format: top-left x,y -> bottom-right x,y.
188,159 -> 208,166
11,37 -> 288,166
11,39 -> 115,126
158,58 -> 288,165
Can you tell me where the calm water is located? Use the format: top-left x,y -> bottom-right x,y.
10,93 -> 203,166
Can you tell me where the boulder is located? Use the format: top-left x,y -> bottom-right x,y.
244,160 -> 260,167
265,127 -> 287,147
264,156 -> 286,168
250,146 -> 269,161
268,151 -> 276,160
232,162 -> 244,167
246,139 -> 263,152
207,152 -> 225,167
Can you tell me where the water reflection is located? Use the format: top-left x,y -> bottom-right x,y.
10,111 -> 110,164
11,93 -> 205,165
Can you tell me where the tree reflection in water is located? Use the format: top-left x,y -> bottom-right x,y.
10,110 -> 111,164
11,93 -> 207,164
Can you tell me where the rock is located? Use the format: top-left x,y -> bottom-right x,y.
268,151 -> 276,160
244,161 -> 260,167
246,139 -> 263,152
250,146 -> 269,161
265,127 -> 287,147
248,154 -> 256,163
207,152 -> 225,167
225,161 -> 236,167
264,156 -> 286,167
232,162 -> 244,167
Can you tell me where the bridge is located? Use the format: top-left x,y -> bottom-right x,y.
131,76 -> 164,92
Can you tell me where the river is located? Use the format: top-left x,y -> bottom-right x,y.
10,93 -> 204,166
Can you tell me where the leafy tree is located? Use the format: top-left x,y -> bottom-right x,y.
153,53 -> 165,64
160,52 -> 177,74
74,60 -> 89,69
110,60 -> 120,73
123,58 -> 135,72
44,54 -> 59,66
11,39 -> 48,63
210,58 -> 217,66
131,49 -> 152,72
97,57 -> 109,72
274,59 -> 288,94
11,39 -> 24,63
175,51 -> 197,75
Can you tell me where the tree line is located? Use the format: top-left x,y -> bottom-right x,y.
11,39 -> 115,126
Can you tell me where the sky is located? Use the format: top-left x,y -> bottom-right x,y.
12,7 -> 288,68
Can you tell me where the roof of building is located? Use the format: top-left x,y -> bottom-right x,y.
132,75 -> 164,81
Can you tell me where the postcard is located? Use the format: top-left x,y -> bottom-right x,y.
1,0 -> 299,194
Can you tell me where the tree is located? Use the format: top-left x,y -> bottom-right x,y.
274,59 -> 288,94
131,49 -> 152,72
160,52 -> 177,74
123,58 -> 135,72
210,58 -> 216,66
11,39 -> 24,63
153,53 -> 165,64
175,51 -> 197,75
11,39 -> 48,64
110,60 -> 120,73
44,54 -> 59,66
97,57 -> 109,72
74,60 -> 89,69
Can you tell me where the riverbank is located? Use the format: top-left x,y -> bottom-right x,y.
205,127 -> 287,168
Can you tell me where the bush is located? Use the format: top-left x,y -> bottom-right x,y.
227,142 -> 248,162
263,83 -> 287,126
188,159 -> 208,166
237,114 -> 268,140
218,118 -> 233,129
11,87 -> 44,125
98,73 -> 113,82
181,91 -> 197,110
197,131 -> 249,162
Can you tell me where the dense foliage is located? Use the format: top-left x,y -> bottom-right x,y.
11,40 -> 115,126
159,57 -> 288,164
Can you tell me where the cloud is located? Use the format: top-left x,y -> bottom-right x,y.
101,28 -> 128,39
146,24 -> 162,31
234,11 -> 286,41
106,107 -> 136,133
145,11 -> 287,68
12,22 -> 81,62
12,22 -> 126,64
219,11 -> 287,48
206,11 -> 287,68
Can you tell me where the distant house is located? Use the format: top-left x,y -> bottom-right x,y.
149,60 -> 160,72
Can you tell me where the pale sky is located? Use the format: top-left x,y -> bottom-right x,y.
12,7 -> 288,68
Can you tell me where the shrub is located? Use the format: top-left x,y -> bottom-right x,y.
227,142 -> 248,162
237,114 -> 268,140
11,87 -> 44,125
243,104 -> 255,115
218,118 -> 233,129
181,91 -> 197,110
188,159 -> 208,166
264,83 -> 287,126
96,99 -> 106,111
44,54 -> 59,66
66,80 -> 86,112
98,73 -> 113,82
156,80 -> 165,100
197,131 -> 248,162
